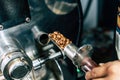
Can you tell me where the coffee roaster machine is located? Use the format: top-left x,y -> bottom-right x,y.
0,0 -> 87,80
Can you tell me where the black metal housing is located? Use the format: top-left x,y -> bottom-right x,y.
0,0 -> 30,29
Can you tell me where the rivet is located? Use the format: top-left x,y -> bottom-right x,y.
25,17 -> 31,23
0,25 -> 3,30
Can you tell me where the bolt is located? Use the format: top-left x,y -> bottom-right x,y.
25,17 -> 31,23
21,57 -> 25,61
0,25 -> 3,30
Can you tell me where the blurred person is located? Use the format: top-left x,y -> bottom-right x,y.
85,1 -> 120,80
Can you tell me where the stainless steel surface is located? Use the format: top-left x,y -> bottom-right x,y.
116,31 -> 120,59
8,58 -> 30,79
64,43 -> 78,60
0,29 -> 64,80
33,51 -> 62,70
0,0 -> 80,79
22,60 -> 64,80
0,31 -> 32,80
45,0 -> 77,15
25,44 -> 39,60
64,43 -> 93,62
64,43 -> 96,72
32,26 -> 50,46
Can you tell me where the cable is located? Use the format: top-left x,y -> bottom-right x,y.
75,0 -> 93,47
75,0 -> 83,47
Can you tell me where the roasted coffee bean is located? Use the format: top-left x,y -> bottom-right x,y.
49,31 -> 71,49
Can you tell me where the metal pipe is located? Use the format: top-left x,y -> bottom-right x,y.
32,26 -> 50,46
64,43 -> 98,72
0,31 -> 32,80
33,51 -> 62,70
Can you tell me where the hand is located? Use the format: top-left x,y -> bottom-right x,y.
0,76 -> 5,80
85,60 -> 120,80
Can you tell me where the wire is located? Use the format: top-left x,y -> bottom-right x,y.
75,0 -> 93,47
75,0 -> 83,47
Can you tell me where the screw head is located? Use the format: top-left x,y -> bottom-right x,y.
25,17 -> 31,23
0,25 -> 3,30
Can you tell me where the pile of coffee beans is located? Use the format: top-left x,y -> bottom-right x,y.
49,31 -> 71,49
